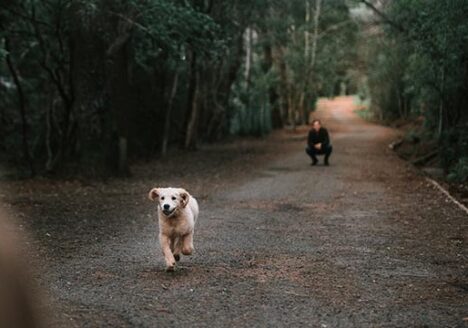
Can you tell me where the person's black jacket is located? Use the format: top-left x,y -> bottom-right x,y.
308,127 -> 330,148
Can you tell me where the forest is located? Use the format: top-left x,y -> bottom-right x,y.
1,1 -> 467,327
1,0 -> 467,181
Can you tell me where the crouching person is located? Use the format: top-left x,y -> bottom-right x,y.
306,119 -> 333,166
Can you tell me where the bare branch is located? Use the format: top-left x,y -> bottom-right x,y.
108,11 -> 152,36
360,0 -> 405,32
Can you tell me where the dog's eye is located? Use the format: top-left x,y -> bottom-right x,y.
172,196 -> 176,200
161,197 -> 165,200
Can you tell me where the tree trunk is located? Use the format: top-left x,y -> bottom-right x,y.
438,66 -> 446,139
263,44 -> 282,128
118,137 -> 128,174
288,92 -> 296,130
4,38 -> 35,176
31,5 -> 75,166
310,0 -> 322,69
215,32 -> 244,135
244,27 -> 253,88
161,70 -> 179,157
185,70 -> 201,150
275,46 -> 290,126
108,40 -> 131,176
184,48 -> 202,150
299,0 -> 312,123
305,0 -> 311,60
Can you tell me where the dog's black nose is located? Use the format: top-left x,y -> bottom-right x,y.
163,204 -> 170,210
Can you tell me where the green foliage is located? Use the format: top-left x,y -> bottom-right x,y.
448,157 -> 468,183
0,48 -> 6,60
229,60 -> 277,136
365,37 -> 409,120
0,0 -> 359,176
358,0 -> 468,177
130,0 -> 225,64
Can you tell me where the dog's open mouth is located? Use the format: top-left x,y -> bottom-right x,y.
162,209 -> 175,216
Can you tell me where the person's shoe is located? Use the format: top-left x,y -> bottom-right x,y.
311,159 -> 318,166
324,158 -> 330,166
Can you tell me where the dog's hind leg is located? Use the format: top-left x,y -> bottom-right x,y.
170,238 -> 175,253
181,233 -> 194,256
173,237 -> 182,261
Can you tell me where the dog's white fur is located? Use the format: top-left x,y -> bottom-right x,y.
148,187 -> 199,271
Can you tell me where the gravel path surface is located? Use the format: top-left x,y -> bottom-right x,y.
2,96 -> 467,327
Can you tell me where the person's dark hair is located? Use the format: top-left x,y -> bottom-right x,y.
311,119 -> 321,125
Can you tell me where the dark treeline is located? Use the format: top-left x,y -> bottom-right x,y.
0,0 -> 357,177
4,0 -> 465,181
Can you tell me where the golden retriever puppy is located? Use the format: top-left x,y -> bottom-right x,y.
148,187 -> 199,271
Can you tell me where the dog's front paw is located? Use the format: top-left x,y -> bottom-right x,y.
166,263 -> 175,272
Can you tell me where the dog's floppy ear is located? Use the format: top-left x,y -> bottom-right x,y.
179,189 -> 190,208
148,188 -> 159,201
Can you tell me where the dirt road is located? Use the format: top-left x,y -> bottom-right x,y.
2,96 -> 467,327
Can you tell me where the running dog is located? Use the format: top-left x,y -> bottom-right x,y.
148,187 -> 199,271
